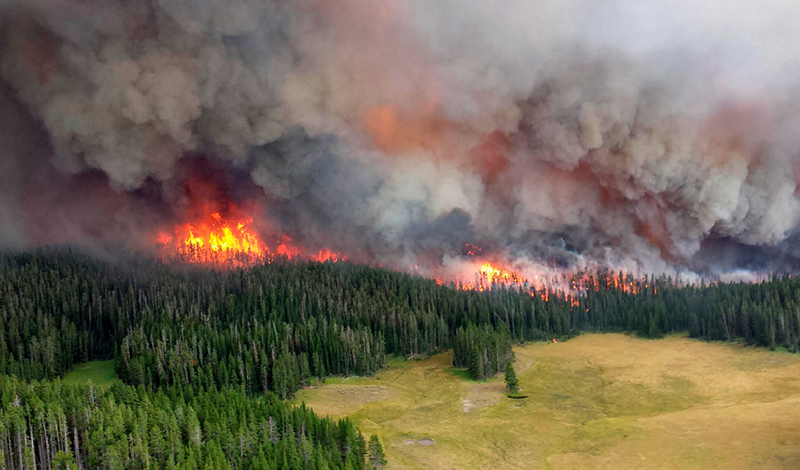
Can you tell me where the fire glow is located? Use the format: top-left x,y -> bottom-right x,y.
157,211 -> 346,267
158,212 -> 267,266
156,211 -> 656,307
430,255 -> 668,307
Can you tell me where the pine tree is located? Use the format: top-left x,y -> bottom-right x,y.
367,435 -> 386,470
468,348 -> 484,381
504,364 -> 519,393
52,451 -> 79,470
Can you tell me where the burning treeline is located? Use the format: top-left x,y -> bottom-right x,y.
154,199 -> 663,305
154,172 -> 347,267
2,0 -> 800,278
148,165 -> 642,298
147,174 -> 650,302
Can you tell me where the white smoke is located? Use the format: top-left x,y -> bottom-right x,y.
1,0 -> 799,274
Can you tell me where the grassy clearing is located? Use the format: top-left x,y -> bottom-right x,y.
296,334 -> 800,469
62,360 -> 120,387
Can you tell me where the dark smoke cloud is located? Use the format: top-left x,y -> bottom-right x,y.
1,0 -> 799,276
0,82 -> 38,249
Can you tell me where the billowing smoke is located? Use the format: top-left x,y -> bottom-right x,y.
1,0 -> 799,275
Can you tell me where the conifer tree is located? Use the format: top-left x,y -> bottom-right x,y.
367,435 -> 386,470
52,452 -> 79,470
504,364 -> 519,393
468,348 -> 484,381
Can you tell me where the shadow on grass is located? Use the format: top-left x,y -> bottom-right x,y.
446,367 -> 474,381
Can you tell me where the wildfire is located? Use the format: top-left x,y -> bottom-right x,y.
311,249 -> 347,263
442,258 -> 557,300
158,211 -> 345,267
156,214 -> 655,307
158,212 -> 268,266
430,250 -> 664,307
463,243 -> 482,256
480,263 -> 515,283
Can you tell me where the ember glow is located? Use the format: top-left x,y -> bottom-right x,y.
311,249 -> 347,263
432,256 -> 562,301
426,253 -> 677,306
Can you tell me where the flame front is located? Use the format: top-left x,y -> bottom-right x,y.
183,213 -> 263,256
158,212 -> 267,266
158,211 -> 348,267
157,220 -> 654,307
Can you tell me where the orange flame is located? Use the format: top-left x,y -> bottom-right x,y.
158,211 -> 348,267
158,212 -> 268,266
158,217 -> 653,308
311,249 -> 348,263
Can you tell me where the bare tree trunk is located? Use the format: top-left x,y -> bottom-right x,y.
5,433 -> 14,470
72,427 -> 82,470
41,418 -> 50,470
27,423 -> 36,470
17,425 -> 23,470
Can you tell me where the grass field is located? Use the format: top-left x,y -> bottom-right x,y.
62,360 -> 120,387
295,334 -> 800,469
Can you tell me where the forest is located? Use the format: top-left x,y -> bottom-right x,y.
1,251 -> 800,469
0,375 -> 367,470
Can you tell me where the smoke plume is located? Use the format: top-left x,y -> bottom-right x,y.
1,0 -> 800,275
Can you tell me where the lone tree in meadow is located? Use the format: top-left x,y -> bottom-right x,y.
368,435 -> 387,469
504,363 -> 519,393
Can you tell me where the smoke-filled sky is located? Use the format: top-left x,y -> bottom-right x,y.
1,0 -> 800,275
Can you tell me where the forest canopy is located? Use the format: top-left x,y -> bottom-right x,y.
1,251 -> 799,468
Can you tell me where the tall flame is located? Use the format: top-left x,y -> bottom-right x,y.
158,212 -> 267,266
158,211 -> 346,267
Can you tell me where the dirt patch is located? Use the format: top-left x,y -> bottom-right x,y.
404,438 -> 435,446
294,384 -> 395,417
462,383 -> 502,413
332,385 -> 391,404
462,398 -> 473,413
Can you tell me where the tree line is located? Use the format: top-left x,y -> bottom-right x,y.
2,253 -> 800,391
2,251 -> 800,467
0,375 -> 370,470
452,324 -> 513,381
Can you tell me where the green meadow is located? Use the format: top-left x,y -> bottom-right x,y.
296,334 -> 800,469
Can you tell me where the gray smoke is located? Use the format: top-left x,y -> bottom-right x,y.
1,0 -> 799,275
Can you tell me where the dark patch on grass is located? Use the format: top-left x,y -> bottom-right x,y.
446,367 -> 473,381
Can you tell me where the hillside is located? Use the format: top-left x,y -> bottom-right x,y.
2,252 -> 800,469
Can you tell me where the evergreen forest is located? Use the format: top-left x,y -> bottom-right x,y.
2,251 -> 799,469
